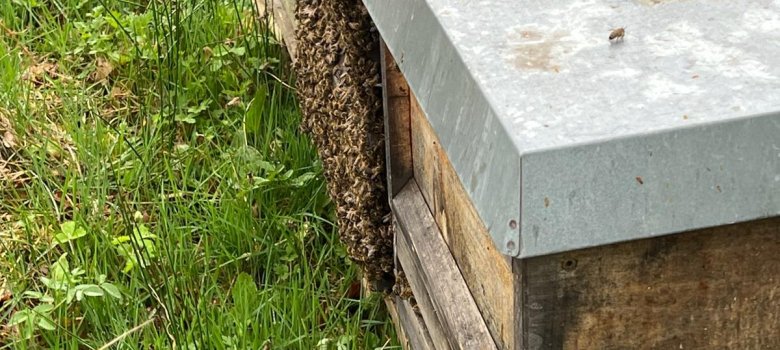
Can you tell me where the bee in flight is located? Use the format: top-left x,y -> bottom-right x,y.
609,27 -> 625,42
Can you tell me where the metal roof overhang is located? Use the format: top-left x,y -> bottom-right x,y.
364,0 -> 780,257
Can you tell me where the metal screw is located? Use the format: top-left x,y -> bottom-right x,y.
508,219 -> 518,229
561,259 -> 578,271
506,240 -> 516,251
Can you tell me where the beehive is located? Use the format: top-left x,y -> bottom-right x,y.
276,0 -> 780,348
368,0 -> 780,348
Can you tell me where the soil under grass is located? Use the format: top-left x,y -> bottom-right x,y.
0,0 -> 396,348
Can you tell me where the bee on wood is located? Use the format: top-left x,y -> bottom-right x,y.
609,27 -> 625,42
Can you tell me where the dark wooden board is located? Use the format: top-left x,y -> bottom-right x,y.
393,181 -> 498,350
518,217 -> 780,349
381,41 -> 413,196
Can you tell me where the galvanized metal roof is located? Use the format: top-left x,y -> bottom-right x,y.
364,0 -> 780,257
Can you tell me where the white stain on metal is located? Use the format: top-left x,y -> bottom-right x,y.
643,74 -> 702,101
599,67 -> 642,78
743,8 -> 780,33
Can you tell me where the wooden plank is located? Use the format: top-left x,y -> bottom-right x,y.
410,94 -> 515,349
409,98 -> 436,212
392,181 -> 498,350
396,218 -> 453,350
364,271 -> 435,350
386,295 -> 436,350
256,0 -> 298,61
383,297 -> 409,350
381,40 -> 413,197
273,0 -> 297,61
364,265 -> 435,350
518,216 -> 780,349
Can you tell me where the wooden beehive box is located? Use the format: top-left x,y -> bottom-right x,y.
366,0 -> 780,349
269,0 -> 780,348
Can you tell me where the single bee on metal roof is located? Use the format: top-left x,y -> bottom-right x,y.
609,27 -> 625,42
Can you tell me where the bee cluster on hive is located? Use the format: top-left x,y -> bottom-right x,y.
294,0 -> 399,292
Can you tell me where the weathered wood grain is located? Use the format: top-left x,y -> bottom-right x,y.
363,263 -> 435,350
387,295 -> 436,350
273,0 -> 297,61
381,41 -> 413,197
518,217 -> 780,349
410,94 -> 515,349
256,0 -> 297,61
409,97 -> 436,213
396,219 -> 453,350
393,181 -> 498,350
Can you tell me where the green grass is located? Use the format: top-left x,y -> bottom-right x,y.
0,0 -> 396,348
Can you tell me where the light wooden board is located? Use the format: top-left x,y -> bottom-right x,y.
517,217 -> 780,349
393,181 -> 498,350
409,94 -> 515,349
386,295 -> 436,350
396,220 -> 453,350
364,267 -> 435,350
255,0 -> 297,61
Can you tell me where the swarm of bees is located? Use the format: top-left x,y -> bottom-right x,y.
609,27 -> 625,42
295,0 -> 395,293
